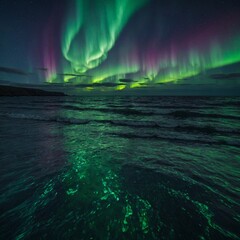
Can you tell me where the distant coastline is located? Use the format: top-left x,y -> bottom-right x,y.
0,85 -> 66,96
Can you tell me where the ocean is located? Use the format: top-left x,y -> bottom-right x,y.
0,96 -> 240,239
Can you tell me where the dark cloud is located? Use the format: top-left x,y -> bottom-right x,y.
0,80 -> 11,84
44,83 -> 67,86
210,73 -> 240,80
37,68 -> 48,71
119,78 -> 135,83
0,66 -> 28,76
75,82 -> 126,88
75,83 -> 93,88
134,85 -> 158,89
58,73 -> 92,78
96,82 -> 125,87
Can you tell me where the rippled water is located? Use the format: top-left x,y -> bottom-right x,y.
0,96 -> 240,239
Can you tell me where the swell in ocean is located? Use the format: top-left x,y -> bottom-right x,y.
0,96 -> 240,239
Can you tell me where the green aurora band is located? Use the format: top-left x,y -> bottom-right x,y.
62,0 -> 147,74
42,0 -> 240,89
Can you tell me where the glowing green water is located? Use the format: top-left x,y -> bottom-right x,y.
0,96 -> 240,239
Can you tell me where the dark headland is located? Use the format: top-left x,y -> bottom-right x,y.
0,85 -> 66,96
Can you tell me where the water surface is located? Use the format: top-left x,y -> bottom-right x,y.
0,96 -> 240,239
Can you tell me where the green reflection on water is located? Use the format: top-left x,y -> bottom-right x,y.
60,124 -> 152,236
44,120 -> 239,239
13,115 -> 240,239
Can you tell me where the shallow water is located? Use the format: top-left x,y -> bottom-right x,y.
0,96 -> 240,239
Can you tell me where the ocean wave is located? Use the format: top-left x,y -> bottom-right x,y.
1,111 -> 239,136
110,132 -> 240,147
61,105 -> 157,116
0,112 -> 90,125
0,105 -> 53,111
108,120 -> 160,128
168,110 -> 240,120
174,125 -> 239,136
60,105 -> 240,119
109,104 -> 213,110
105,120 -> 239,135
207,101 -> 240,107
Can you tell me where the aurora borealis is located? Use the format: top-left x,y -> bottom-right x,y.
0,0 -> 240,93
62,0 -> 147,74
1,1 -> 240,238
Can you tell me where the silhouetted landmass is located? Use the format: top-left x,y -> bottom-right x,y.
0,85 -> 66,96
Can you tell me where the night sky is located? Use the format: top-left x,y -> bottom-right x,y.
1,0 -> 240,95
